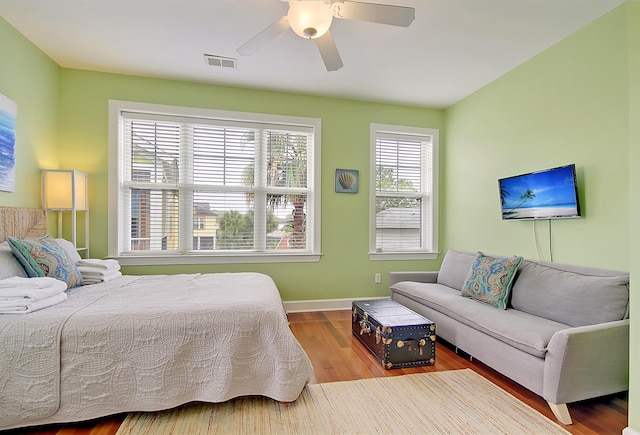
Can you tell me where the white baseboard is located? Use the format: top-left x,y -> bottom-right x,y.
284,296 -> 388,313
623,427 -> 640,435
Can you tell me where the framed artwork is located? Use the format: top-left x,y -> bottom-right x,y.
0,93 -> 17,193
335,169 -> 358,193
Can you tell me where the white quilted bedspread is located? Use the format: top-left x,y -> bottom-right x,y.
0,272 -> 313,430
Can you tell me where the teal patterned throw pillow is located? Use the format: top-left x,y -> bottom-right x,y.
461,252 -> 523,310
7,235 -> 83,288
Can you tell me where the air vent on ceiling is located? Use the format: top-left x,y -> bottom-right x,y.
204,54 -> 237,69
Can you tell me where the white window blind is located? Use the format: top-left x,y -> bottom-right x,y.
370,124 -> 438,259
110,102 -> 320,264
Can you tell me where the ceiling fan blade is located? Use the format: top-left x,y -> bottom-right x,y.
332,1 -> 415,27
237,16 -> 290,56
315,31 -> 343,72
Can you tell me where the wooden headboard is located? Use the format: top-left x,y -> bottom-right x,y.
0,207 -> 48,242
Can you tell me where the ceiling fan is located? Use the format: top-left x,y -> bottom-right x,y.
236,0 -> 415,71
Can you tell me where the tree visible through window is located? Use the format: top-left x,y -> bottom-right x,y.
111,102 -> 320,263
370,124 -> 438,258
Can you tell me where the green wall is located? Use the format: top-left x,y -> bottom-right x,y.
0,17 -> 61,209
58,69 -> 444,301
444,6 -> 629,270
446,4 -> 637,429
2,2 -> 638,430
627,1 -> 640,431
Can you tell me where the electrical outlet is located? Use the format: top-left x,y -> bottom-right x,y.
375,273 -> 381,284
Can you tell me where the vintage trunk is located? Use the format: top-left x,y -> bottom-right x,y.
352,299 -> 436,369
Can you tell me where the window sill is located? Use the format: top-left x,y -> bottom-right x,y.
369,252 -> 439,261
112,253 -> 323,266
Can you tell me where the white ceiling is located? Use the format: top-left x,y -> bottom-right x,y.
0,0 -> 625,108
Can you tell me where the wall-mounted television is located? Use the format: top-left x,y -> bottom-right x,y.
499,164 -> 581,220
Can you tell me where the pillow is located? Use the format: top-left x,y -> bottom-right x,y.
510,260 -> 629,327
6,236 -> 83,288
437,249 -> 477,291
0,242 -> 28,279
54,238 -> 83,264
461,252 -> 523,309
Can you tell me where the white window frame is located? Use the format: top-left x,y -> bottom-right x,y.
108,100 -> 322,266
369,123 -> 439,260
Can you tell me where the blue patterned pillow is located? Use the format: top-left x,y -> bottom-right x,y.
7,236 -> 83,288
461,252 -> 523,309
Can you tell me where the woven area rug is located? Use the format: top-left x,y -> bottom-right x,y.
116,369 -> 568,434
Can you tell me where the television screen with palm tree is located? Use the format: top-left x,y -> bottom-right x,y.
499,164 -> 581,220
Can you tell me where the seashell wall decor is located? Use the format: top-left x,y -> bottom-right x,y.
335,169 -> 359,193
338,171 -> 355,189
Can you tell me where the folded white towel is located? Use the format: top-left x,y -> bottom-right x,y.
79,268 -> 122,278
76,259 -> 121,270
0,279 -> 67,301
77,266 -> 120,276
0,292 -> 67,314
83,271 -> 122,285
0,279 -> 67,302
0,276 -> 62,289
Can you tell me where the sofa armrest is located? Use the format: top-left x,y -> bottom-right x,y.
543,319 -> 629,405
389,271 -> 438,286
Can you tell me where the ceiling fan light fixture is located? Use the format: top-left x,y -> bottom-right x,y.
287,1 -> 333,39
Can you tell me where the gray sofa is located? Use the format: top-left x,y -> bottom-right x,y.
389,249 -> 630,425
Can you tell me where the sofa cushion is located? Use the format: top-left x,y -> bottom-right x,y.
390,281 -> 569,358
510,260 -> 629,327
461,252 -> 523,309
436,249 -> 475,291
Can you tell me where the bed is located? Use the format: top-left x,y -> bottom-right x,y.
0,207 -> 314,431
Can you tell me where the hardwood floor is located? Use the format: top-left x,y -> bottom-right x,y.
5,310 -> 627,434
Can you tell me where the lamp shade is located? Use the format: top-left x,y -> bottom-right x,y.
42,170 -> 88,211
287,1 -> 333,39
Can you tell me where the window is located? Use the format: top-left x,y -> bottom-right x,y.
108,101 -> 321,265
369,123 -> 438,260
